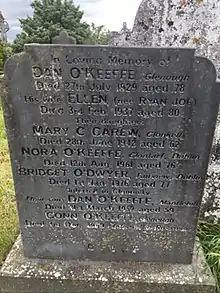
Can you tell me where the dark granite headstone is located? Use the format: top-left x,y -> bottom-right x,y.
2,44 -> 219,264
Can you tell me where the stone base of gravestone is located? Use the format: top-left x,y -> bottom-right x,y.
0,236 -> 215,293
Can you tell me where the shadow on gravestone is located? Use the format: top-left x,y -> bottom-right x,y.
111,0 -> 220,223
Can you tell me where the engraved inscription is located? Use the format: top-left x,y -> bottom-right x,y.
24,50 -> 203,233
4,45 -> 218,263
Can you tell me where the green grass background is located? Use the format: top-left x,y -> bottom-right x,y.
197,221 -> 220,292
0,102 -> 19,265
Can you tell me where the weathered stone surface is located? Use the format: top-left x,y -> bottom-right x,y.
2,43 -> 219,263
111,0 -> 220,223
0,11 -> 9,43
52,30 -> 76,44
0,236 -> 216,293
112,0 -> 220,68
109,22 -> 131,46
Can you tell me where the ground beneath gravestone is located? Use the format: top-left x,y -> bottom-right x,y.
0,101 -> 219,291
197,222 -> 220,292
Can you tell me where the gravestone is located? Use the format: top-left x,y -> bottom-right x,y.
0,34 -> 217,292
109,22 -> 131,46
0,11 -> 9,43
52,30 -> 76,44
111,0 -> 220,223
2,45 -> 219,263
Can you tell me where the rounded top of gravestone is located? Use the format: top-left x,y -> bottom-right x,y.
52,30 -> 76,44
131,0 -> 220,76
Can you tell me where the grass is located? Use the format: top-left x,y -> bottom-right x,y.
0,101 -> 19,265
198,221 -> 220,292
0,100 -> 219,292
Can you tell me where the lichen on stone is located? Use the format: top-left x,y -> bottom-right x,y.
110,0 -> 220,223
